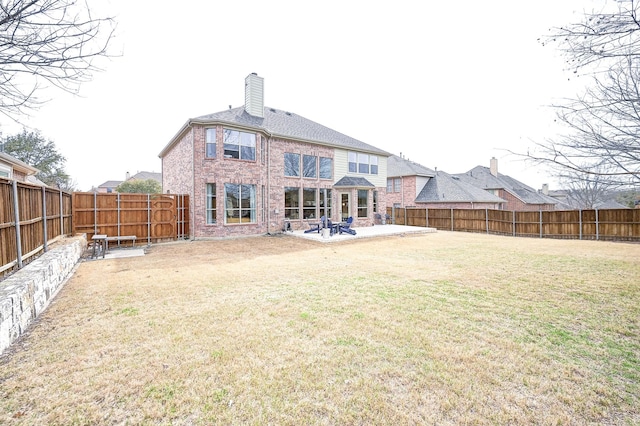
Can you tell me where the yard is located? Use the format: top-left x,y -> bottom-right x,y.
1,231 -> 639,425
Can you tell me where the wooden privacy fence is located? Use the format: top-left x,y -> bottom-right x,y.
72,192 -> 190,244
1,178 -> 73,277
387,207 -> 640,242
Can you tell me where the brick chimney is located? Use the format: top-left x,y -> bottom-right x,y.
244,73 -> 264,118
489,157 -> 498,177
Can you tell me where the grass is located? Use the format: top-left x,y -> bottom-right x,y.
0,231 -> 639,425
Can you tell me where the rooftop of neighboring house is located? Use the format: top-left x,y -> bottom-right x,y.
160,73 -> 390,159
416,170 -> 506,204
0,151 -> 39,176
129,171 -> 161,183
97,180 -> 123,189
454,158 -> 558,206
386,154 -> 435,178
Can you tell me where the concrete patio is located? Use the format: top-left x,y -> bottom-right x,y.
288,224 -> 436,243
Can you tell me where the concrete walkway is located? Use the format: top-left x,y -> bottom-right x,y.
288,224 -> 436,243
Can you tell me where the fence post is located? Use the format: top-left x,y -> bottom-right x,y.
539,210 -> 543,238
451,208 -> 454,231
425,208 -> 429,228
117,192 -> 121,238
512,210 -> 515,237
579,209 -> 582,240
595,209 -> 599,241
93,192 -> 98,235
147,194 -> 151,246
485,208 -> 489,234
59,190 -> 64,236
12,180 -> 23,268
42,187 -> 48,252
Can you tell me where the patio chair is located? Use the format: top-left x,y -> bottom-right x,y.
304,215 -> 326,233
338,216 -> 356,235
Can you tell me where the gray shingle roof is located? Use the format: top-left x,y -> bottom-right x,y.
334,176 -> 375,188
416,171 -> 505,203
454,166 -> 558,206
130,171 -> 162,182
386,155 -> 435,178
98,180 -> 123,188
161,106 -> 390,157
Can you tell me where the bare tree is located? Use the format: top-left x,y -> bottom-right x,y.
0,0 -> 115,121
557,167 -> 618,209
518,1 -> 640,186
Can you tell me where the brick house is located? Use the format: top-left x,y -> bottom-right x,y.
159,73 -> 391,238
386,155 -> 505,209
454,158 -> 558,211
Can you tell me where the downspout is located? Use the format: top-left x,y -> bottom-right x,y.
190,125 -> 195,239
266,134 -> 271,234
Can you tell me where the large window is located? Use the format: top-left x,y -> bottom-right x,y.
349,151 -> 378,175
319,188 -> 332,218
284,187 -> 299,219
224,184 -> 256,224
223,129 -> 256,160
303,155 -> 317,178
319,157 -> 332,179
284,153 -> 300,177
205,128 -> 216,158
303,188 -> 316,219
357,189 -> 368,218
206,184 -> 216,224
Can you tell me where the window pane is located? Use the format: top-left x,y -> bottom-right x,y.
206,128 -> 216,158
319,157 -> 332,179
394,178 -> 401,192
240,184 -> 256,223
357,189 -> 368,218
223,129 -> 240,159
284,153 -> 300,177
303,155 -> 317,178
373,190 -> 378,213
240,132 -> 256,161
284,187 -> 299,219
348,152 -> 357,173
206,183 -> 216,224
319,188 -> 332,218
358,153 -> 369,174
370,156 -> 378,174
303,188 -> 316,219
225,183 -> 240,222
387,179 -> 393,192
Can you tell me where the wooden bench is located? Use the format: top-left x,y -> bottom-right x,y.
105,235 -> 137,248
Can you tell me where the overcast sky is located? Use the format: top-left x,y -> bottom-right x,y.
1,0 -> 609,191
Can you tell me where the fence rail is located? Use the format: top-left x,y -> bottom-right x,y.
72,192 -> 190,244
388,207 -> 640,241
1,178 -> 73,277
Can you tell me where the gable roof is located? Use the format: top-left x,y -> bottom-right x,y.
454,166 -> 558,206
386,155 -> 435,178
416,171 -> 506,204
98,180 -> 123,189
159,106 -> 390,158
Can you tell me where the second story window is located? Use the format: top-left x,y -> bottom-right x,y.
349,151 -> 379,175
303,155 -> 317,178
284,153 -> 300,177
319,157 -> 332,179
205,128 -> 216,158
224,129 -> 256,160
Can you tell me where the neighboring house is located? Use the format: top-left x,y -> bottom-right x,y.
454,158 -> 558,211
95,171 -> 162,193
96,180 -> 123,193
0,151 -> 42,185
159,73 -> 391,238
386,155 -> 505,209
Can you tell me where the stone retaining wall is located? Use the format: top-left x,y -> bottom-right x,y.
0,235 -> 86,355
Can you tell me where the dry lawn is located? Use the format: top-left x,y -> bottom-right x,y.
1,231 -> 639,425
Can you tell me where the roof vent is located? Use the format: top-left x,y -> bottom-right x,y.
270,108 -> 276,112
285,111 -> 292,116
